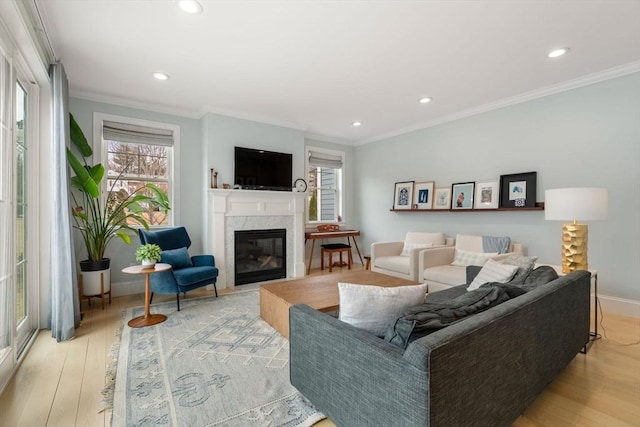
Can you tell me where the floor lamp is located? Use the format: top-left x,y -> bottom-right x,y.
544,187 -> 608,273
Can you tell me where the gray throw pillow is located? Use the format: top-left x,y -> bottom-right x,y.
501,254 -> 538,283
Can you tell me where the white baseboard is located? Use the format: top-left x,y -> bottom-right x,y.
597,293 -> 640,319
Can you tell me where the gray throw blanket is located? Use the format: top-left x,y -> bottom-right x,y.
482,235 -> 511,254
385,286 -> 510,348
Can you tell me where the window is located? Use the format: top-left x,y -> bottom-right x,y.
306,147 -> 344,223
96,114 -> 180,226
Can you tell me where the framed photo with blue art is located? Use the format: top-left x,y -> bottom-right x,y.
413,181 -> 434,209
451,182 -> 475,209
499,171 -> 537,208
474,180 -> 499,209
393,181 -> 414,209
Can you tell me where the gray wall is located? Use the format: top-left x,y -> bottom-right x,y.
354,72 -> 640,301
69,98 -> 202,284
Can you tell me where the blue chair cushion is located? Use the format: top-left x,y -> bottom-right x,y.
173,266 -> 219,287
161,247 -> 193,270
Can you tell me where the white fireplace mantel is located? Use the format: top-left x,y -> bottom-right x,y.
206,189 -> 307,288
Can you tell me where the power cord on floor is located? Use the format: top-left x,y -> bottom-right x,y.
597,296 -> 640,346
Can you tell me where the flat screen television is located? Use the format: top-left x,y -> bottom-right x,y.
234,146 -> 293,191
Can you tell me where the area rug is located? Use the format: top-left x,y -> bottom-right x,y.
111,289 -> 325,426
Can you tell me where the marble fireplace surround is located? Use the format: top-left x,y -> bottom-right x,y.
206,189 -> 307,288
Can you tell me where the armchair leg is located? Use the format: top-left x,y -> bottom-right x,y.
176,293 -> 180,311
149,292 -> 154,305
213,283 -> 218,298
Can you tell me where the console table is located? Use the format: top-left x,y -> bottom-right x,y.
305,229 -> 364,274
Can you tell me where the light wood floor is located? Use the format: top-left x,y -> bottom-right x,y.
0,265 -> 638,427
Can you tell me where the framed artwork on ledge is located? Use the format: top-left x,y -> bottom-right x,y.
433,187 -> 451,209
451,182 -> 475,209
474,180 -> 499,209
500,172 -> 537,208
393,181 -> 414,209
413,181 -> 435,209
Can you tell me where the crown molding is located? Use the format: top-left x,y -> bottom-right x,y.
303,132 -> 354,146
199,105 -> 307,131
70,90 -> 202,119
356,61 -> 640,146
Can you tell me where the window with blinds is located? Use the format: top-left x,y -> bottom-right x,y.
100,117 -> 177,226
306,147 -> 344,223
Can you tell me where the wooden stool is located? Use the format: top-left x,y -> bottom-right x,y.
321,243 -> 352,272
364,255 -> 371,270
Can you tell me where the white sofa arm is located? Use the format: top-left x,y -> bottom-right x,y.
418,246 -> 456,282
371,241 -> 404,261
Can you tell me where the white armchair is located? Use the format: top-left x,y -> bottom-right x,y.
419,234 -> 524,292
371,232 -> 454,281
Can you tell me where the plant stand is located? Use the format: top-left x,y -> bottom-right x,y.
78,271 -> 112,310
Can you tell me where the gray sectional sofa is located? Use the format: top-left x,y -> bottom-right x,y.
289,269 -> 591,427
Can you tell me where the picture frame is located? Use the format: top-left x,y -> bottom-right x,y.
433,187 -> 452,210
413,181 -> 435,209
474,180 -> 499,209
499,171 -> 537,208
451,182 -> 475,209
393,181 -> 414,209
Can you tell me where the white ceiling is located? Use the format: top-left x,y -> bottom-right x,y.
37,0 -> 640,144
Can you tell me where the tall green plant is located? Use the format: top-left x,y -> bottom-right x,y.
67,114 -> 170,262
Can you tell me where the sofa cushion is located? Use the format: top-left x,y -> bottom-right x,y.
160,247 -> 193,270
173,265 -> 218,287
501,254 -> 538,282
400,241 -> 433,257
423,264 -> 466,287
374,256 -> 410,275
451,249 -> 498,267
468,259 -> 519,291
338,282 -> 428,336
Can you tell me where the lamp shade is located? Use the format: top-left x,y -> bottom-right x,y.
545,188 -> 608,221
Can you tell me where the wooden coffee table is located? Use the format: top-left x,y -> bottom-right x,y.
260,270 -> 419,338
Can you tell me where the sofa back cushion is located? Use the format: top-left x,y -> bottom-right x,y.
455,234 -> 511,254
400,232 -> 445,256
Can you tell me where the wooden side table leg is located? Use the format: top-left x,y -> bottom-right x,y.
307,240 -> 316,274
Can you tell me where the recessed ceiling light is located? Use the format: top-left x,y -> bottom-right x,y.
153,72 -> 170,81
548,47 -> 570,58
352,121 -> 362,127
178,0 -> 203,14
419,97 -> 432,104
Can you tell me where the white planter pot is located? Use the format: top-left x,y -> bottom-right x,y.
80,268 -> 111,296
141,259 -> 156,268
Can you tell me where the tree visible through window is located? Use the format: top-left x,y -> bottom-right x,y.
101,118 -> 176,227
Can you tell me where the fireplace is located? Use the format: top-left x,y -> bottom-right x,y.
234,229 -> 286,285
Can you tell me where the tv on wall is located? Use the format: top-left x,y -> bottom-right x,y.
234,146 -> 293,191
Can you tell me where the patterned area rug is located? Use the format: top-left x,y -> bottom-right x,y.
112,289 -> 325,426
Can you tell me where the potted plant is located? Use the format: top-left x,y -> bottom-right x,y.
67,114 -> 170,296
135,243 -> 162,268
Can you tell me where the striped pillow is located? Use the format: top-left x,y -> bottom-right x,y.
467,259 -> 519,291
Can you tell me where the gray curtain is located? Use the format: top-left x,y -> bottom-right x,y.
48,62 -> 80,341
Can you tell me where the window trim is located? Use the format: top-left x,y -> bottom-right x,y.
305,146 -> 345,225
93,112 -> 180,226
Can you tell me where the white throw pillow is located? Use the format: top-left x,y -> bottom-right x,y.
467,259 -> 519,291
400,241 -> 434,257
338,282 -> 429,336
451,249 -> 498,267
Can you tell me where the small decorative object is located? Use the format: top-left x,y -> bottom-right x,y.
294,178 -> 307,192
433,187 -> 451,209
451,182 -> 475,209
393,181 -> 414,209
210,168 -> 218,188
222,183 -> 231,189
474,180 -> 499,209
499,172 -> 537,208
135,243 -> 162,269
413,181 -> 434,209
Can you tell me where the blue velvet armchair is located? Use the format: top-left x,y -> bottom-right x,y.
138,227 -> 218,311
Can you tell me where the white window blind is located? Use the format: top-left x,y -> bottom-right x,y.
103,120 -> 174,146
